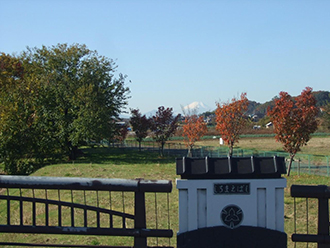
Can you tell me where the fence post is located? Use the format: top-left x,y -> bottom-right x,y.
318,196 -> 329,248
134,190 -> 147,248
327,156 -> 329,177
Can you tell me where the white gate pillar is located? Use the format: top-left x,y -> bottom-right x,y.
176,156 -> 287,248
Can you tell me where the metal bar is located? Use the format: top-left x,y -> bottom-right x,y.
291,185 -> 330,198
292,234 -> 330,244
306,198 -> 309,235
0,242 -> 136,248
307,198 -> 309,248
97,191 -> 100,228
45,190 -> 49,226
71,190 -> 74,227
7,188 -> 10,225
327,156 -> 329,177
122,192 -> 125,229
0,242 -> 167,248
294,197 -> 296,234
167,192 -> 171,247
0,195 -> 135,220
0,176 -> 172,193
318,198 -> 329,248
32,189 -> 36,226
58,190 -> 61,227
0,225 -> 173,237
20,188 -> 23,226
84,190 -> 87,227
109,191 -> 113,228
155,193 -> 159,246
134,190 -> 147,248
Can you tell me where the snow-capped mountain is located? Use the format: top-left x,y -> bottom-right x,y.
181,101 -> 212,115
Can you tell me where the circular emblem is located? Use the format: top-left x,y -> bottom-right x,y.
220,204 -> 243,229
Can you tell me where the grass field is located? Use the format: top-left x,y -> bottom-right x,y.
0,147 -> 329,247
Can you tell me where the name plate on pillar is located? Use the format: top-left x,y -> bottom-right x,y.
214,183 -> 250,195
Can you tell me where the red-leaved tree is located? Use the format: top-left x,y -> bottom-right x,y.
267,87 -> 319,176
130,108 -> 151,151
182,114 -> 208,157
215,93 -> 249,156
113,123 -> 128,144
150,106 -> 180,156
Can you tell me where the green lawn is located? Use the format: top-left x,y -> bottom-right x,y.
0,147 -> 328,247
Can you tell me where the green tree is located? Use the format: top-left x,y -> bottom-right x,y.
0,53 -> 38,174
150,106 -> 180,156
24,44 -> 129,160
0,44 -> 130,174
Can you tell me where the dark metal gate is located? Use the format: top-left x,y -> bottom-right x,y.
0,175 -> 173,248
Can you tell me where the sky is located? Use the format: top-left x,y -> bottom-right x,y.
1,0 -> 330,115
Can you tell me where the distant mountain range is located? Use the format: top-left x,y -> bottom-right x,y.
245,90 -> 330,117
180,91 -> 330,118
121,91 -> 330,119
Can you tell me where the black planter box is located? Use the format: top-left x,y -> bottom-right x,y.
176,156 -> 286,179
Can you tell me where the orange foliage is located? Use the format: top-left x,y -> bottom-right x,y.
182,114 -> 208,156
215,93 -> 249,156
267,87 -> 319,175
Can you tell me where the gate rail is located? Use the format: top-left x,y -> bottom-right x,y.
291,184 -> 330,248
0,175 -> 173,248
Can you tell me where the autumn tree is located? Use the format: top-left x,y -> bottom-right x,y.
182,114 -> 208,157
150,106 -> 180,156
215,93 -> 249,156
267,87 -> 318,176
130,109 -> 151,151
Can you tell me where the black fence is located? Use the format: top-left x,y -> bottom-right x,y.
122,140 -> 330,177
0,175 -> 173,248
291,185 -> 330,248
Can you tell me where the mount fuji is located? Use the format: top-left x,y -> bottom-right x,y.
181,101 -> 212,115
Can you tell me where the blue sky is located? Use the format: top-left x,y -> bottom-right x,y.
1,0 -> 330,114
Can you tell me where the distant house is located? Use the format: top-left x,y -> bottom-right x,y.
265,122 -> 273,128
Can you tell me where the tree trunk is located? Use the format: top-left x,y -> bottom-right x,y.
160,142 -> 165,157
187,146 -> 192,157
69,145 -> 79,160
67,139 -> 78,161
287,154 -> 295,176
138,141 -> 142,151
228,145 -> 233,157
